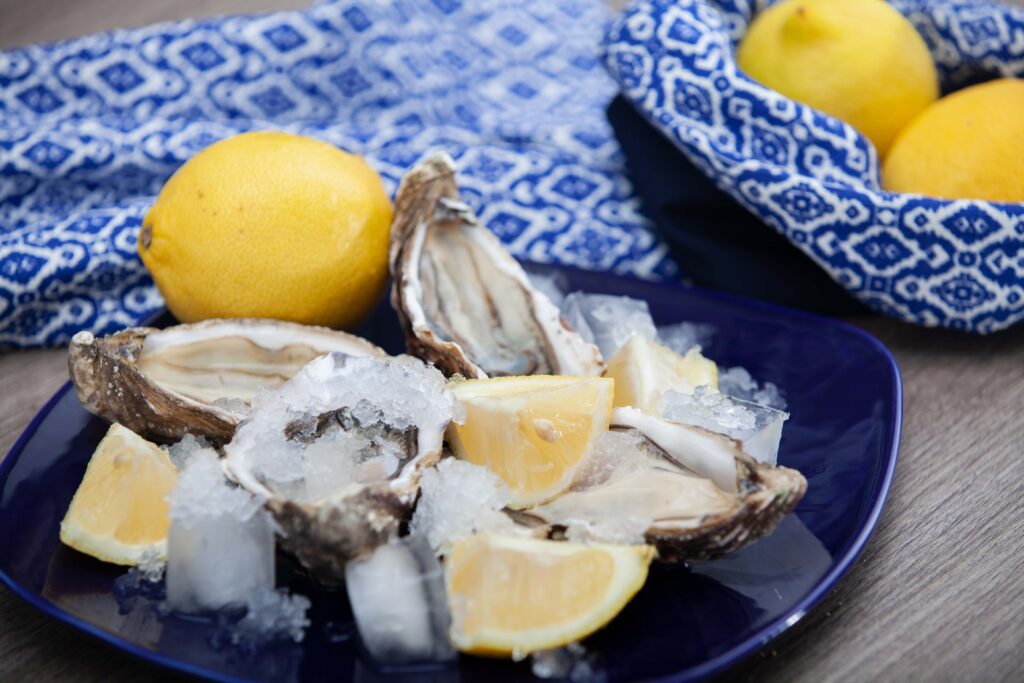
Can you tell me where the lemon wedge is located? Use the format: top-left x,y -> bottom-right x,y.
446,534 -> 655,656
603,335 -> 718,414
59,424 -> 177,565
446,376 -> 614,509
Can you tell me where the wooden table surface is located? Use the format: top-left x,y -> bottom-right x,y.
2,2 -> 1023,682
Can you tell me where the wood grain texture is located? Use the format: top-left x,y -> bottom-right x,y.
1,2 -> 1024,682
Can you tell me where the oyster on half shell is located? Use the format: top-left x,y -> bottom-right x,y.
68,319 -> 385,445
389,153 -> 604,379
222,352 -> 463,581
524,407 -> 807,561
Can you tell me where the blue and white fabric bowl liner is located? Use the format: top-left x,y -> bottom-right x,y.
604,0 -> 1024,333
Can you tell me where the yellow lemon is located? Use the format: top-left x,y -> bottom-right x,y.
60,424 -> 177,565
737,0 -> 938,157
446,534 -> 655,656
603,335 -> 718,414
140,131 -> 392,329
446,376 -> 614,509
883,79 -> 1024,202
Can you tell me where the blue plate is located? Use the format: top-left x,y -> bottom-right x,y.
0,265 -> 901,682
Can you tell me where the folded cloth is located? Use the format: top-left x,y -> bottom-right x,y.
0,0 -> 677,348
603,0 -> 1024,334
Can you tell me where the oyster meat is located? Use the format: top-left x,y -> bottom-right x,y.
69,319 -> 385,445
525,407 -> 807,561
222,352 -> 463,581
389,153 -> 604,378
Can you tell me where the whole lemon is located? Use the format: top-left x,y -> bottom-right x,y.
140,132 -> 392,329
883,79 -> 1024,202
737,0 -> 939,157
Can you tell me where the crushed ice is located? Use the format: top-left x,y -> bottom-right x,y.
225,353 -> 463,502
531,643 -> 604,682
166,433 -> 213,471
656,321 -> 716,355
230,589 -> 311,646
662,387 -> 789,465
561,293 -> 658,358
717,366 -> 787,410
411,458 -> 513,553
663,386 -> 758,432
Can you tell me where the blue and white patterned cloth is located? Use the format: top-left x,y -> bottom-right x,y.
604,0 -> 1024,333
0,0 -> 677,348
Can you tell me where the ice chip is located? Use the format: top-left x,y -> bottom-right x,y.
166,450 -> 275,612
560,293 -> 657,358
345,535 -> 456,664
656,321 -> 716,355
231,589 -> 312,646
166,434 -> 213,471
411,458 -> 513,553
136,547 -> 166,583
718,366 -> 788,410
531,643 -> 603,682
662,387 -> 789,465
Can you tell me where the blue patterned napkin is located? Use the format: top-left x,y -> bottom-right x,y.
0,0 -> 677,348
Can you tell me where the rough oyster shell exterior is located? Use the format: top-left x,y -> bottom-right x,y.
68,319 -> 385,445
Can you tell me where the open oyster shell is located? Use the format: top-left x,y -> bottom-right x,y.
525,407 -> 807,561
389,153 -> 604,378
68,319 -> 385,445
222,352 -> 463,582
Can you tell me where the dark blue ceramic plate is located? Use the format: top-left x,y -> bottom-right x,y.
0,265 -> 901,683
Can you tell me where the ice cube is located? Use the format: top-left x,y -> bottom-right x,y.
411,458 -> 513,553
560,293 -> 657,358
166,450 -> 275,612
526,270 -> 569,307
662,387 -> 789,465
656,321 -> 715,355
717,366 -> 788,410
345,535 -> 456,664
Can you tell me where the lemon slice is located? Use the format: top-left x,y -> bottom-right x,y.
603,335 -> 718,414
446,534 -> 655,656
446,376 -> 614,508
59,424 -> 177,565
